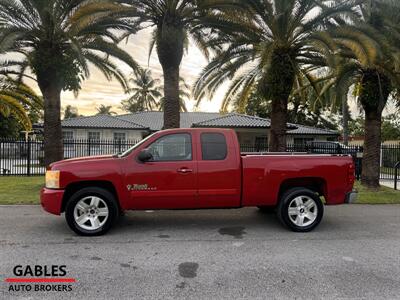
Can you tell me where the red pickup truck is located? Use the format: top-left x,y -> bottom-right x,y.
41,128 -> 356,236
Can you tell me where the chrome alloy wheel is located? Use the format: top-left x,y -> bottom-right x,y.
288,195 -> 318,227
73,196 -> 109,231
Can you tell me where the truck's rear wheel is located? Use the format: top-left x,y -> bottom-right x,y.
65,187 -> 119,236
277,188 -> 323,232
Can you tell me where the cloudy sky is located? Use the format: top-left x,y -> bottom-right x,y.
24,28 -> 227,116
7,27 -> 396,118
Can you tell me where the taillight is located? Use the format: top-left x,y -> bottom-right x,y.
348,163 -> 355,184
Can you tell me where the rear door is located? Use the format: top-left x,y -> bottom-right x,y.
196,131 -> 241,208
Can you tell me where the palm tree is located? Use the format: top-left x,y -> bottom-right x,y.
160,77 -> 189,112
96,104 -> 116,115
0,76 -> 43,131
0,0 -> 139,165
63,105 -> 80,119
237,77 -> 339,130
320,0 -> 400,188
193,0 -> 357,151
121,68 -> 162,112
294,66 -> 353,144
119,0 -> 237,128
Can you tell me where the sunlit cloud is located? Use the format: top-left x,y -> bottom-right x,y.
3,27 -> 396,118
2,27 -> 225,116
60,26 -> 224,115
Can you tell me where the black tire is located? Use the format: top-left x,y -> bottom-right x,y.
65,187 -> 119,236
277,187 -> 323,232
257,206 -> 276,214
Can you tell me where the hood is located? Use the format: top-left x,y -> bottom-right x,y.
50,154 -> 115,168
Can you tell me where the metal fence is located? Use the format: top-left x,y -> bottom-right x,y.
0,138 -> 141,176
239,143 -> 363,154
1,138 -> 400,180
380,144 -> 400,180
240,142 -> 400,181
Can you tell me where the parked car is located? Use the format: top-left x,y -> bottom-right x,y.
41,128 -> 356,236
306,141 -> 359,156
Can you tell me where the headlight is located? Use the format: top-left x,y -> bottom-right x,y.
45,170 -> 60,189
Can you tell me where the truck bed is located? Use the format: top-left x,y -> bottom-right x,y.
241,152 -> 351,157
241,154 -> 354,207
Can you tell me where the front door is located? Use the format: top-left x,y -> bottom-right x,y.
127,132 -> 198,209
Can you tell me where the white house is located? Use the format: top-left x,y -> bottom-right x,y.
35,111 -> 339,148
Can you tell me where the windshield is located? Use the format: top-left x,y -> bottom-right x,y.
119,132 -> 156,157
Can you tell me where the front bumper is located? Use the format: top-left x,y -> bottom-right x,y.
345,191 -> 358,204
41,188 -> 65,215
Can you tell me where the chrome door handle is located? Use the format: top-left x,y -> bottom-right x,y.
177,168 -> 193,174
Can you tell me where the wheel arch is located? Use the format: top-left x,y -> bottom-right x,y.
61,180 -> 120,213
278,177 -> 327,202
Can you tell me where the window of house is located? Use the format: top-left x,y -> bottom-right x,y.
201,133 -> 227,160
147,133 -> 192,161
62,131 -> 74,159
113,132 -> 126,152
88,132 -> 100,141
87,132 -> 101,154
114,132 -> 126,142
62,131 -> 74,140
255,136 -> 268,151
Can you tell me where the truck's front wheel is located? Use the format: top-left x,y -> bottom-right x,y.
277,188 -> 323,232
65,187 -> 119,236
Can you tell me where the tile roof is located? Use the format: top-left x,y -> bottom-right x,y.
34,111 -> 338,136
193,113 -> 271,128
287,124 -> 338,136
59,114 -> 147,130
118,111 -> 224,131
119,111 -> 298,130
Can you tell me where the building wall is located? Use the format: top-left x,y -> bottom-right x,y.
62,127 -> 336,146
235,129 -> 334,146
62,129 -> 145,140
349,140 -> 400,146
235,128 -> 269,145
286,135 -> 334,145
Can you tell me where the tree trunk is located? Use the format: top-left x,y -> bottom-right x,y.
41,84 -> 63,166
156,23 -> 184,129
359,69 -> 391,189
264,48 -> 295,152
269,97 -> 288,152
342,101 -> 350,145
361,111 -> 382,188
162,65 -> 180,129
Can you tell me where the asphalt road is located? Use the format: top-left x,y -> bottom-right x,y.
1,205 -> 400,299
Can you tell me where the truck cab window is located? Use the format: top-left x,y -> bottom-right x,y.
201,133 -> 227,160
147,133 -> 192,161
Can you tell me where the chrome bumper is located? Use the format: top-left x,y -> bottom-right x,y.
345,191 -> 358,204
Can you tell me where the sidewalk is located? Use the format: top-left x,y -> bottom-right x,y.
380,179 -> 398,190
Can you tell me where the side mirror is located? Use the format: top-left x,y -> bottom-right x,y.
138,149 -> 153,162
